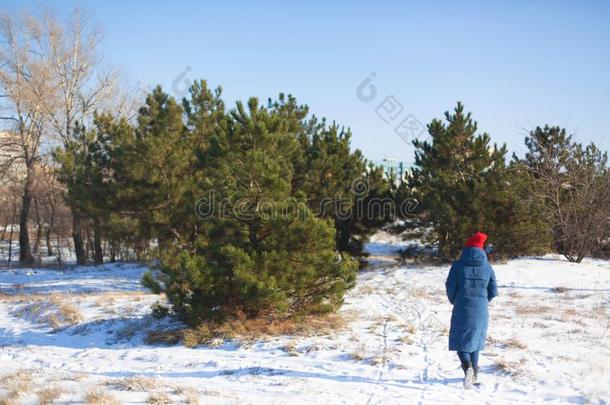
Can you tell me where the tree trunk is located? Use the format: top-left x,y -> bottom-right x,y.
72,208 -> 86,265
0,215 -> 6,241
109,244 -> 116,263
32,199 -> 42,255
85,226 -> 92,261
45,226 -> 53,257
7,205 -> 17,266
93,217 -> 103,265
335,222 -> 351,254
45,200 -> 55,257
19,165 -> 35,264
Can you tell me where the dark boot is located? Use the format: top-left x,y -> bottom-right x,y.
472,366 -> 479,384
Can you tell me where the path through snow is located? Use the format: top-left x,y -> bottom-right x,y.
0,238 -> 609,404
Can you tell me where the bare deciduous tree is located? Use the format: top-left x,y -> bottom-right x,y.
36,7 -> 118,265
0,12 -> 57,264
524,126 -> 610,262
2,7 -> 119,265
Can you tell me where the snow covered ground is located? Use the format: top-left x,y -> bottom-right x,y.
0,237 -> 609,404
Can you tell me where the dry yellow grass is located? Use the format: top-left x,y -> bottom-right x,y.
0,397 -> 18,405
367,319 -> 385,334
173,386 -> 201,405
85,388 -> 120,405
49,296 -> 84,329
358,285 -> 376,295
409,287 -> 430,299
370,353 -> 391,367
493,312 -> 514,320
0,292 -> 13,301
350,351 -> 366,361
350,343 -> 368,361
282,340 -> 299,356
1,291 -> 147,304
159,312 -> 349,348
503,337 -> 528,349
385,314 -> 400,323
400,334 -> 415,345
107,375 -> 161,392
494,357 -> 525,376
36,386 -> 65,404
114,318 -> 153,341
562,307 -> 578,317
144,329 -> 184,345
505,291 -> 523,299
515,304 -> 553,316
147,391 -> 172,405
0,370 -> 34,400
182,324 -> 227,348
11,294 -> 83,330
559,308 -> 587,326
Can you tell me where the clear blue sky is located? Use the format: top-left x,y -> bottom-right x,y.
4,0 -> 610,163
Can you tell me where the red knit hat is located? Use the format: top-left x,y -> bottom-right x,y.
465,232 -> 488,248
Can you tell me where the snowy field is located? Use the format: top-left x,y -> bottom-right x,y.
1,235 -> 609,404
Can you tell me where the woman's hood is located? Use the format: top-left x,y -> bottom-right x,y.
459,247 -> 488,266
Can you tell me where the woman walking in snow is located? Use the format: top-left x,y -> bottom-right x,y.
445,232 -> 498,389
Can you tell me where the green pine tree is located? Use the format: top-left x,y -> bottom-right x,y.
300,123 -> 392,256
410,102 -> 550,260
143,93 -> 359,324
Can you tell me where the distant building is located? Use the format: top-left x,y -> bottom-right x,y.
0,131 -> 24,184
375,158 -> 408,185
0,130 -> 19,157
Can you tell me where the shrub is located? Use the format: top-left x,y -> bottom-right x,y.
144,210 -> 357,325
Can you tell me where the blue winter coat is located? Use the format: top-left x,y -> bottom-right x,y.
446,247 -> 498,352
